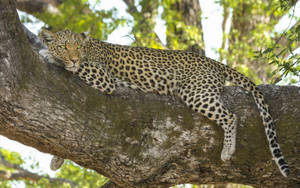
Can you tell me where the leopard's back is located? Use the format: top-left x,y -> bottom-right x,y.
84,40 -> 225,95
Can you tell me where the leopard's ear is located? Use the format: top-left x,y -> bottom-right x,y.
78,32 -> 89,42
39,29 -> 55,43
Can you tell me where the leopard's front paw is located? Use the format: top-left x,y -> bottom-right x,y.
50,156 -> 65,171
221,144 -> 235,161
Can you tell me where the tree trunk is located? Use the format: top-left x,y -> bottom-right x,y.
163,0 -> 205,54
123,0 -> 164,48
225,0 -> 299,83
0,1 -> 300,187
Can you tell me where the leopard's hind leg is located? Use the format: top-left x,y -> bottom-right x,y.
178,77 -> 237,161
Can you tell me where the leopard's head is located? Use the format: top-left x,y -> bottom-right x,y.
40,29 -> 88,73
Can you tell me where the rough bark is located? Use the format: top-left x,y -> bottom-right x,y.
1,1 -> 300,187
16,0 -> 64,14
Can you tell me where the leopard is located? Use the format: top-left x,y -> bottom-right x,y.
40,29 -> 289,177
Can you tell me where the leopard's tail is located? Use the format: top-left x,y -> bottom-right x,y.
223,64 -> 289,177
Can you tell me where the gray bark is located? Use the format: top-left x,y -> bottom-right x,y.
16,0 -> 64,14
0,1 -> 300,187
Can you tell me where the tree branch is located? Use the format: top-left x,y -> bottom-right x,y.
122,0 -> 166,48
273,20 -> 300,57
16,0 -> 64,14
122,0 -> 138,15
101,180 -> 122,188
224,0 -> 300,83
0,1 -> 300,187
0,153 -> 76,187
164,0 -> 205,54
220,5 -> 229,62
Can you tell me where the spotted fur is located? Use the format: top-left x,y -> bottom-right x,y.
40,29 -> 289,177
50,156 -> 64,171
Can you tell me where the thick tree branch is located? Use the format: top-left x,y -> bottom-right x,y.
16,0 -> 64,14
0,1 -> 300,187
0,152 -> 76,187
101,180 -> 121,188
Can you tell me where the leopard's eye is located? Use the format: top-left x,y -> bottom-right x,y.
58,45 -> 65,49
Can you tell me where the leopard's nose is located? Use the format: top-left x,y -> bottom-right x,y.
70,56 -> 79,63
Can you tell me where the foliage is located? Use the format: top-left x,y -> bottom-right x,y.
0,148 -> 55,188
0,148 -> 24,166
0,148 -> 107,188
128,0 -> 164,48
35,0 -> 126,40
0,148 -> 24,188
254,13 -> 300,84
217,0 -> 298,83
161,0 -> 204,50
56,160 -> 108,187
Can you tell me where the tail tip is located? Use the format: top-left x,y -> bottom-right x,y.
281,167 -> 290,177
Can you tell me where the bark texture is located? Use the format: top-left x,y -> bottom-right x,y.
16,0 -> 64,14
1,1 -> 300,187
